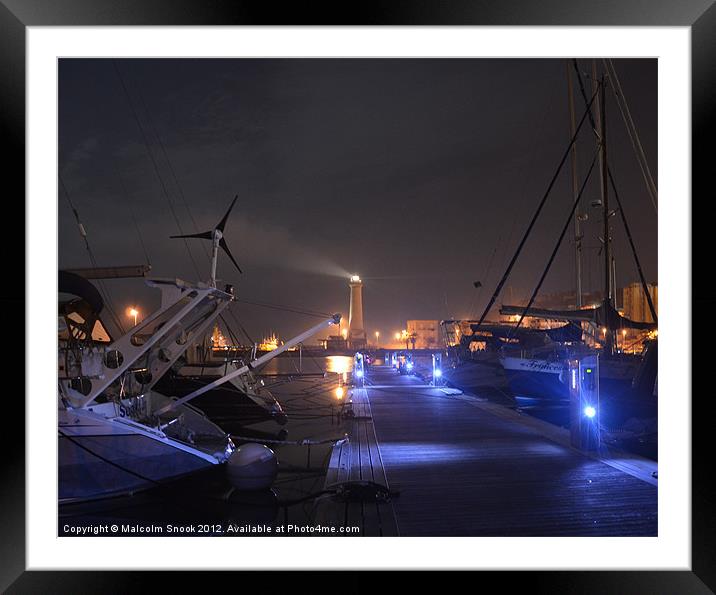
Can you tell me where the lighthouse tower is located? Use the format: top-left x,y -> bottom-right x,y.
348,275 -> 367,350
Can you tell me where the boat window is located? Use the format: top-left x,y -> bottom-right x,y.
91,319 -> 112,343
62,311 -> 111,343
58,316 -> 69,340
67,311 -> 85,324
66,312 -> 88,340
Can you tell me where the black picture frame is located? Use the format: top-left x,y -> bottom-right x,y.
3,1 -> 712,590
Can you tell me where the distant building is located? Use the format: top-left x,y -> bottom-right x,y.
441,320 -> 470,348
622,282 -> 658,323
324,335 -> 348,351
498,312 -> 566,330
406,320 -> 441,349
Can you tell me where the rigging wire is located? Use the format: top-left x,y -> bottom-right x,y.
115,63 -> 332,348
226,305 -> 256,346
572,60 -> 658,322
497,67 -> 560,290
120,178 -> 152,266
509,148 -> 600,337
130,69 -> 340,347
475,83 -> 601,330
467,239 -> 500,320
59,174 -> 125,334
603,58 -> 658,213
233,297 -> 332,319
129,206 -> 151,266
58,428 -> 161,486
607,171 -> 658,323
218,313 -> 243,347
112,60 -> 202,279
124,64 -> 257,345
133,85 -> 213,266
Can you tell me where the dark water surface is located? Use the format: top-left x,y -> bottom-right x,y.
60,355 -> 352,536
441,358 -> 658,462
59,354 -> 655,536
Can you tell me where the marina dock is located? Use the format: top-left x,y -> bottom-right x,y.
317,365 -> 657,536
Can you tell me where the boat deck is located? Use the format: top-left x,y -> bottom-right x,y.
316,365 -> 657,536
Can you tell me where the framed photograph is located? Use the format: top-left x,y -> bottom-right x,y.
4,0 -> 713,590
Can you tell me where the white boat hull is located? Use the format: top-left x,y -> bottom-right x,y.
59,407 -> 227,504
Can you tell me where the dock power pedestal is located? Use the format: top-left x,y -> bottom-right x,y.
568,354 -> 600,451
353,352 -> 365,386
431,353 -> 444,387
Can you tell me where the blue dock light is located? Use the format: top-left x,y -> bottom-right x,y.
407,362 -> 413,371
569,355 -> 600,451
356,369 -> 364,378
431,352 -> 444,386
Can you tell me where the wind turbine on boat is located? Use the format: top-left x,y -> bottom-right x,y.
171,194 -> 243,287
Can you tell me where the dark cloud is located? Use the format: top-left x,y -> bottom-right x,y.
59,58 -> 657,340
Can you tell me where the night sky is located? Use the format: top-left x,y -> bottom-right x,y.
59,58 -> 657,341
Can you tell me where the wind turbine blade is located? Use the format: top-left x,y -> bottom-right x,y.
169,231 -> 213,240
219,237 -> 243,274
217,194 -> 239,232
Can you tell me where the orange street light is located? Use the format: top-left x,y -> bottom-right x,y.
127,306 -> 139,326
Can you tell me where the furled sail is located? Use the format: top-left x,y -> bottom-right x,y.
499,299 -> 657,331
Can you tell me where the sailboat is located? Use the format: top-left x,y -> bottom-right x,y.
152,199 -> 288,428
153,338 -> 289,429
58,197 -> 340,503
498,301 -> 655,402
475,61 -> 658,407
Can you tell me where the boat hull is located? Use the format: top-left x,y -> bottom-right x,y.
500,355 -> 638,402
59,410 -> 222,504
501,357 -> 570,401
154,368 -> 287,429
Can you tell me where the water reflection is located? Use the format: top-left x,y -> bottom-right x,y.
326,355 -> 352,374
258,354 -> 353,376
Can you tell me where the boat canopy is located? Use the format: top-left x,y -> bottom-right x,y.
466,321 -> 583,344
59,269 -> 103,314
499,299 -> 657,331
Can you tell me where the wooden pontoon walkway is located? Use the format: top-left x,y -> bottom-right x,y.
315,365 -> 657,536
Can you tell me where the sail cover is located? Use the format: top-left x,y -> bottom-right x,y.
499,299 -> 657,331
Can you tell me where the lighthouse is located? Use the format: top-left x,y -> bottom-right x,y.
348,275 -> 367,350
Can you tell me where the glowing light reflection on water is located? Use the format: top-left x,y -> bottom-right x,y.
258,354 -> 353,376
326,355 -> 352,374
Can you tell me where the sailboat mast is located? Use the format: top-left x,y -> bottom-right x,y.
600,75 -> 610,305
567,61 -> 583,309
599,72 -> 615,355
611,256 -> 617,308
591,60 -> 606,237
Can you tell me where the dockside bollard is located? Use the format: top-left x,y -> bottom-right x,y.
568,354 -> 600,451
